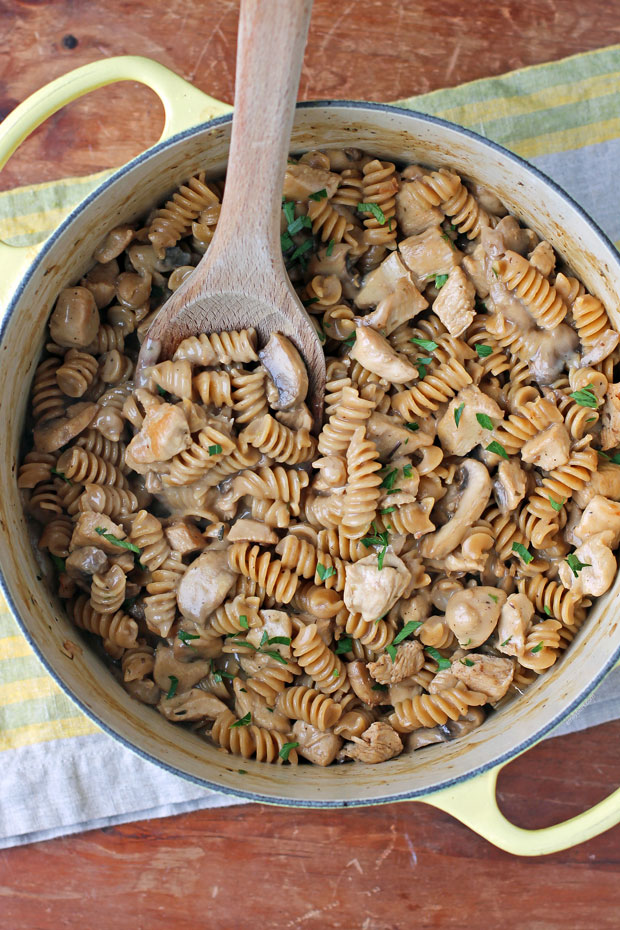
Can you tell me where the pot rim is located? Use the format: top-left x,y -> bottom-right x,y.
2,99 -> 620,807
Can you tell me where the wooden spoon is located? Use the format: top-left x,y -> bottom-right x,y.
138,0 -> 325,428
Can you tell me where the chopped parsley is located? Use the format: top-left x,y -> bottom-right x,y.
166,675 -> 179,699
488,593 -> 499,604
332,668 -> 340,678
282,200 -> 296,225
454,402 -> 465,428
280,232 -> 294,252
410,337 -> 439,352
501,637 -> 512,647
208,444 -> 223,456
287,215 -> 312,236
342,331 -> 356,347
403,465 -> 413,478
435,274 -> 448,289
261,650 -> 288,665
475,344 -> 493,358
335,636 -> 353,655
441,232 -> 455,249
486,440 -> 508,459
380,507 -> 395,515
476,412 -> 494,430
380,468 -> 399,491
289,239 -> 314,263
548,495 -> 565,513
361,523 -> 390,570
424,646 -> 451,671
530,642 -> 544,654
405,422 -> 419,432
386,643 -> 397,662
543,605 -> 553,617
316,562 -> 337,582
238,615 -> 249,629
372,682 -> 388,692
259,631 -> 269,647
570,384 -> 599,409
415,356 -> 432,379
230,712 -> 251,728
178,630 -> 200,645
357,202 -> 386,225
95,527 -> 141,556
512,541 -> 533,564
229,639 -> 255,650
279,741 -> 299,761
460,658 -> 474,667
50,467 -> 73,485
565,553 -> 591,577
267,636 -> 291,646
309,188 -> 328,201
393,620 -> 422,645
50,554 -> 66,573
156,385 -> 168,397
302,296 -> 319,307
326,238 -> 335,256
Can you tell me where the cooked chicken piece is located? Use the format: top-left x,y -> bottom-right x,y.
344,552 -> 411,623
49,286 -> 100,348
427,668 -> 459,693
398,226 -> 463,290
579,329 -> 620,368
438,385 -> 504,456
445,586 -> 506,648
469,182 -> 508,218
126,403 -> 192,469
431,266 -> 476,336
153,645 -> 212,693
521,423 -> 570,470
347,660 -> 385,706
350,325 -> 419,383
70,512 -> 126,554
312,454 -> 347,490
283,163 -> 340,201
451,653 -> 515,703
367,640 -> 424,685
228,519 -> 279,546
293,721 -> 343,767
558,532 -> 617,598
176,550 -> 238,625
388,677 -> 423,707
366,411 -> 434,457
354,251 -> 415,309
158,688 -> 228,722
493,459 -> 528,513
164,520 -> 207,555
484,215 -> 538,257
496,593 -> 534,658
233,677 -> 290,731
359,276 -> 428,335
600,383 -> 620,450
528,240 -> 555,278
574,463 -> 620,508
377,456 -> 419,508
575,496 -> 620,548
344,721 -> 403,764
461,246 -> 489,298
396,176 -> 444,235
246,610 -> 293,660
397,592 -> 432,627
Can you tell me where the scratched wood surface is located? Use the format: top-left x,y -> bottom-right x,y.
2,1 -> 620,926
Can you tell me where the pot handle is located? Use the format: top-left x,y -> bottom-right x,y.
0,55 -> 232,304
421,755 -> 620,856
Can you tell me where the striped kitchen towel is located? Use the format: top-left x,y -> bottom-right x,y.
1,44 -> 620,848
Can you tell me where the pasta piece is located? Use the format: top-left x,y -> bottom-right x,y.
276,686 -> 342,731
519,619 -> 562,671
292,623 -> 347,694
316,528 -> 367,562
76,431 -> 128,472
129,510 -> 170,572
360,159 -> 398,248
38,515 -> 73,558
165,427 -> 236,486
208,595 -> 262,635
572,294 -> 612,347
240,414 -> 316,465
71,594 -> 138,649
148,172 -> 220,257
230,370 -> 268,423
518,575 -> 588,627
341,427 -> 381,540
77,485 -> 138,519
17,452 -> 56,489
210,709 -> 298,764
391,358 -> 471,420
31,357 -> 66,424
390,684 -> 487,732
173,329 -> 258,365
56,448 -> 128,489
56,349 -> 98,397
89,564 -> 126,615
227,542 -> 299,604
343,609 -> 394,651
150,360 -> 193,399
144,552 -> 186,637
494,251 -> 568,330
318,386 -> 375,455
232,465 -> 309,515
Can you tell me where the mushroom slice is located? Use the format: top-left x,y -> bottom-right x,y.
258,333 -> 309,410
350,326 -> 419,383
33,402 -> 98,453
157,688 -> 227,722
420,459 -> 492,560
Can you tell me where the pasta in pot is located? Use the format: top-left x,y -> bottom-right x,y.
19,149 -> 620,767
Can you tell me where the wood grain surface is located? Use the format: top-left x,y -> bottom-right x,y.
1,1 -> 620,927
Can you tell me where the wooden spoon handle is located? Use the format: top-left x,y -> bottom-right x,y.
207,0 -> 313,270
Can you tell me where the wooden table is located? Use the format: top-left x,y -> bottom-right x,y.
1,1 -> 620,926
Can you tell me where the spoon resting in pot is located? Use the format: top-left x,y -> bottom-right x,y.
137,0 -> 325,429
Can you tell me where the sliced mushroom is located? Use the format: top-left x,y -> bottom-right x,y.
94,225 -> 135,263
228,519 -> 279,545
49,286 -> 100,348
349,325 -> 419,383
444,586 -> 506,648
347,660 -> 384,707
445,706 -> 486,738
65,547 -> 109,580
33,402 -> 98,453
420,459 -> 492,560
81,259 -> 119,309
258,333 -> 308,410
158,688 -> 228,722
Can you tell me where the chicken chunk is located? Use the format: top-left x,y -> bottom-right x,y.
126,403 -> 191,469
574,463 -> 620,508
575,495 -> 620,548
344,721 -> 403,764
528,240 -> 555,278
398,226 -> 462,290
521,423 -> 570,470
600,382 -> 620,451
461,247 -> 489,298
437,385 -> 504,456
153,645 -> 212,693
344,552 -> 411,623
367,640 -> 424,685
493,459 -> 528,513
445,586 -> 506,648
234,677 -> 290,731
431,266 -> 476,336
396,177 -> 444,235
496,593 -> 534,658
350,326 -> 419,383
283,163 -> 340,201
354,251 -> 415,309
293,721 -> 343,767
366,411 -> 434,458
451,654 -> 515,703
164,520 -> 207,555
176,550 -> 238,625
359,277 -> 428,335
70,512 -> 126,554
558,532 -> 617,598
158,688 -> 228,722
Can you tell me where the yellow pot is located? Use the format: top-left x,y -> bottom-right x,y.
1,56 -> 619,856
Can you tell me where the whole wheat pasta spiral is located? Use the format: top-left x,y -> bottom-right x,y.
148,172 -> 220,257
31,357 -> 65,423
391,358 -> 472,420
572,294 -> 611,347
240,414 -> 316,465
230,370 -> 268,423
208,595 -> 262,636
77,484 -> 138,519
173,328 -> 258,366
89,564 -> 126,615
210,709 -> 298,764
276,686 -> 342,730
56,349 -> 98,398
341,426 -> 382,540
495,250 -> 568,330
519,619 -> 562,671
390,684 -> 487,732
228,542 -> 299,604
38,515 -> 73,558
144,552 -> 186,637
292,623 -> 347,694
344,610 -> 394,651
166,427 -> 235,486
318,386 -> 375,455
17,452 -> 56,489
129,510 -> 170,572
71,594 -> 138,649
232,465 -> 309,515
56,448 -> 128,489
360,159 -> 398,248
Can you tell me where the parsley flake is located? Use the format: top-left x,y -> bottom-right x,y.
279,741 -> 299,762
178,631 -> 200,645
289,239 -> 313,263
50,554 -> 66,573
335,636 -> 353,655
238,615 -> 249,629
357,201 -> 386,225
415,356 -> 432,379
435,274 -> 448,289
287,215 -> 312,236
476,412 -> 494,430
326,238 -> 335,256
280,232 -> 294,252
475,344 -> 493,358
454,402 -> 465,428
342,331 -> 356,347
410,337 -> 439,352
230,712 -> 251,728
565,553 -> 591,577
316,562 -> 337,582
570,384 -> 599,409
50,467 -> 73,485
166,675 -> 179,699
282,200 -> 296,225
208,444 -> 223,456
441,232 -> 455,249
380,468 -> 399,491
261,650 -> 288,665
530,642 -> 544,654
371,682 -> 388,692
361,523 -> 390,570
460,658 -> 474,667
424,646 -> 451,671
488,593 -> 499,603
544,605 -> 553,617
501,637 -> 512,647
393,620 -> 422,645
380,507 -> 395,514
309,188 -> 328,201
267,636 -> 291,647
95,527 -> 141,556
406,422 -> 419,432
156,385 -> 168,397
548,495 -> 565,513
486,440 -> 509,459
512,541 -> 533,564
403,465 -> 413,478
386,643 -> 397,662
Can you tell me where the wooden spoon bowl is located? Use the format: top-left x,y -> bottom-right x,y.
138,0 -> 325,428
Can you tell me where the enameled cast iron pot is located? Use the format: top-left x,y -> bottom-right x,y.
1,57 -> 619,855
